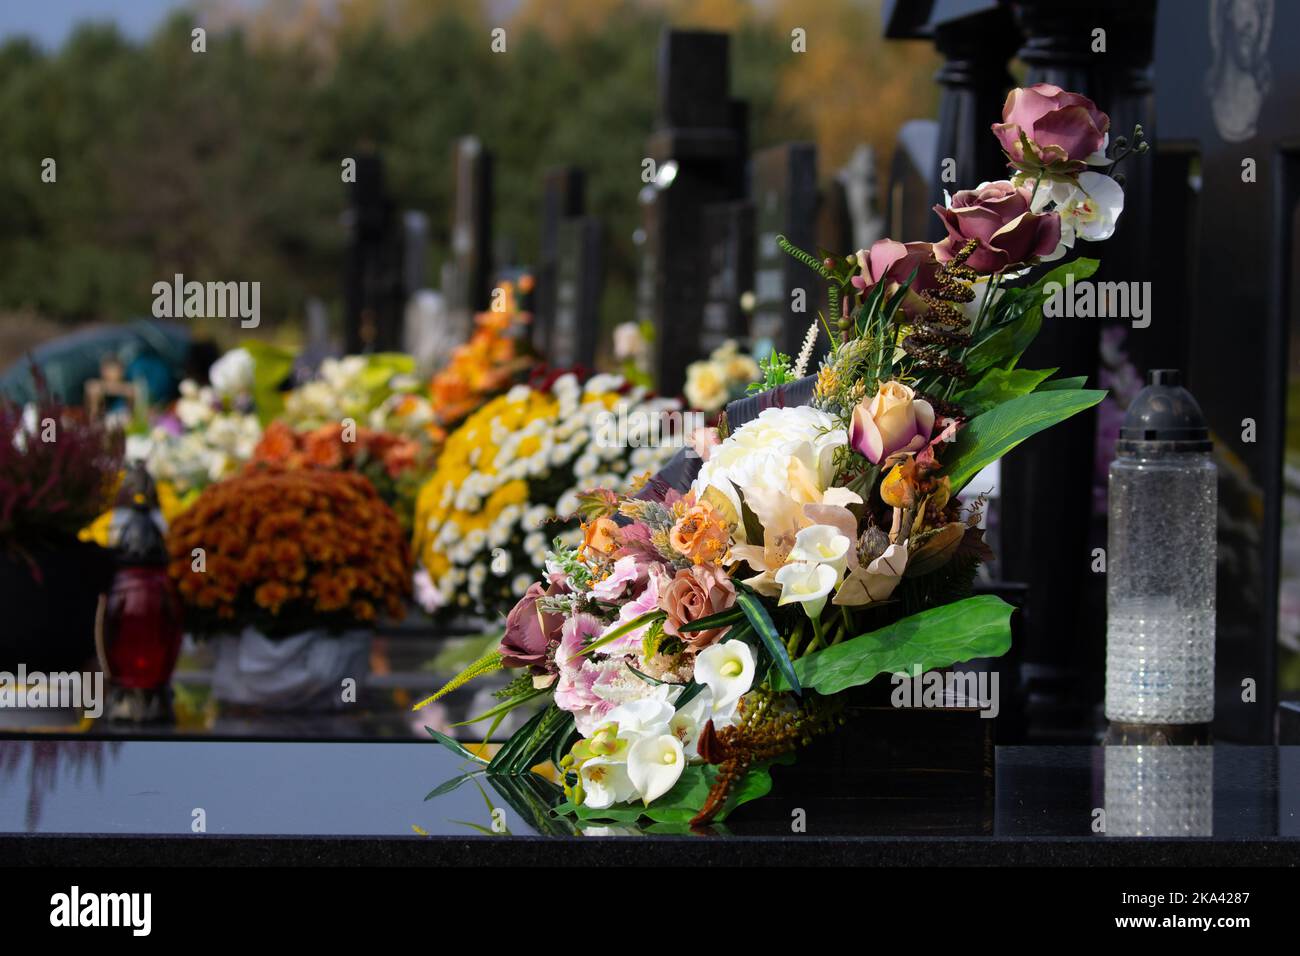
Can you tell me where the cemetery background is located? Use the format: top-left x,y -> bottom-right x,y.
1,0 -> 1299,755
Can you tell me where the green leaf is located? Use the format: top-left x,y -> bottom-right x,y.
678,607 -> 744,632
424,769 -> 485,800
966,302 -> 1041,374
736,591 -> 801,697
485,706 -> 553,774
942,388 -> 1106,493
1025,256 -> 1100,299
1035,375 -> 1088,391
570,610 -> 665,660
451,687 -> 547,727
242,340 -> 296,425
954,367 -> 1057,416
424,726 -> 486,764
770,595 -> 1014,696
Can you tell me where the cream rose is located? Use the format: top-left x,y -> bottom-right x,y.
849,381 -> 935,465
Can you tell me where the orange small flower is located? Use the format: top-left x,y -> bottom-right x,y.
581,516 -> 620,558
669,499 -> 731,565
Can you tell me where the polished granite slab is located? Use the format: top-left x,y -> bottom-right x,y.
2,739 -> 1297,864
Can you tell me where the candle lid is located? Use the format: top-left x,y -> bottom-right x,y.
1117,369 -> 1212,453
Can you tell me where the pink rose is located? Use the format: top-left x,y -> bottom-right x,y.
992,83 -> 1109,172
850,239 -> 940,317
850,380 -> 935,465
932,180 -> 1062,274
658,564 -> 736,650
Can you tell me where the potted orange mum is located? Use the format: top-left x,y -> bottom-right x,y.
166,469 -> 411,711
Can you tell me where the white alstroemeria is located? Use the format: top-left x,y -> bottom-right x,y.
603,695 -> 675,740
580,757 -> 637,810
627,734 -> 686,805
787,524 -> 852,577
774,561 -> 839,620
1058,171 -> 1124,242
694,640 -> 756,712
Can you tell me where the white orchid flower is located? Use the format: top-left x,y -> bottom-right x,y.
774,561 -> 839,620
579,757 -> 637,810
787,524 -> 852,577
694,640 -> 756,712
1059,171 -> 1124,242
627,734 -> 686,805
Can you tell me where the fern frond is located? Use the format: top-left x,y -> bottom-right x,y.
412,649 -> 504,711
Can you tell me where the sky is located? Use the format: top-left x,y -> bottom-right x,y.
0,0 -> 198,48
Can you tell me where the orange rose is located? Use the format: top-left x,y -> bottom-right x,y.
669,499 -> 731,566
659,564 -> 737,650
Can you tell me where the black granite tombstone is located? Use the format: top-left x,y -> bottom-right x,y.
699,200 -> 754,353
445,137 -> 494,338
642,30 -> 747,394
885,119 -> 940,243
549,216 -> 603,371
884,0 -> 1019,242
1156,0 -> 1291,741
535,166 -> 586,357
751,142 -> 820,359
343,151 -> 404,353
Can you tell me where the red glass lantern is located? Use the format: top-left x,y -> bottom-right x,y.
97,465 -> 184,721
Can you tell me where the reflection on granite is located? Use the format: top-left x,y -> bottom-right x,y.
0,739 -> 1296,844
1104,745 -> 1213,837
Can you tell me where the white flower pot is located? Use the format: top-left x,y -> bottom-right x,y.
210,626 -> 371,712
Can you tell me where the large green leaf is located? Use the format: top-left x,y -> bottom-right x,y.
954,366 -> 1056,415
942,387 -> 1106,493
770,595 -> 1014,696
967,258 -> 1100,374
736,591 -> 801,697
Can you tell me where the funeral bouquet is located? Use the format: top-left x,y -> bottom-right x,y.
423,85 -> 1138,826
411,371 -> 682,620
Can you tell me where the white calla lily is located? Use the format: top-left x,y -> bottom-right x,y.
627,734 -> 686,805
787,524 -> 851,576
667,687 -> 714,758
580,757 -> 637,809
774,560 -> 839,620
693,640 -> 756,712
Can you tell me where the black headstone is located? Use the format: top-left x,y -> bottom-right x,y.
535,167 -> 586,357
1155,0 -> 1293,741
343,151 -> 404,353
885,120 -> 940,242
699,201 -> 755,353
642,29 -> 747,394
549,216 -> 603,371
751,142 -> 820,359
446,137 -> 494,320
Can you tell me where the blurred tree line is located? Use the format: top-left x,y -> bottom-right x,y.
0,0 -> 937,338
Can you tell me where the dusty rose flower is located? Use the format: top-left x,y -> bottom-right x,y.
851,239 -> 940,317
658,564 -> 736,650
933,181 -> 1061,274
501,580 -> 565,672
850,381 -> 935,465
992,83 -> 1109,172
